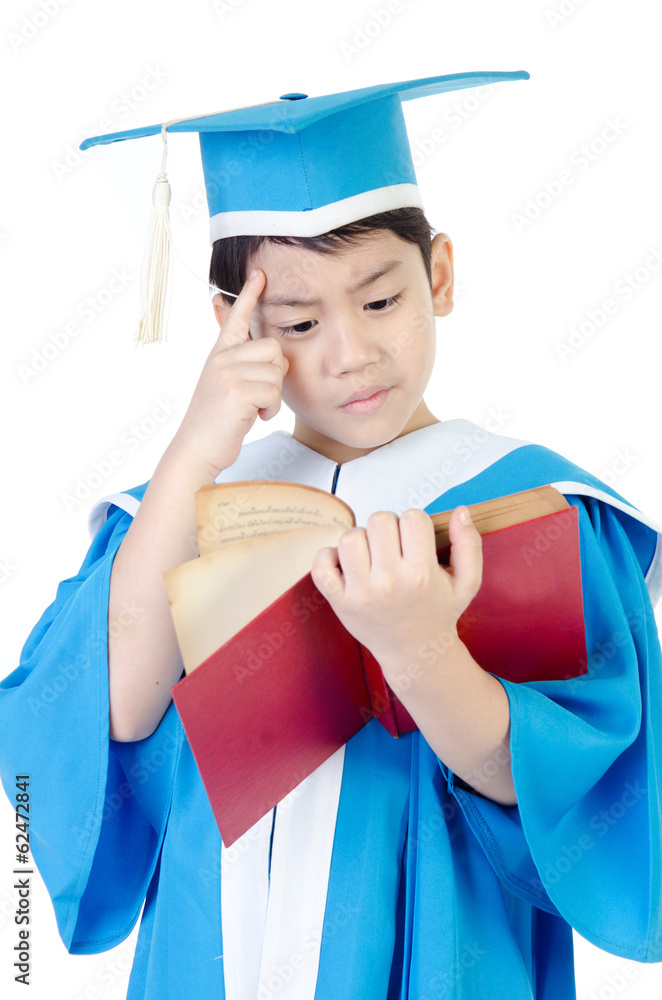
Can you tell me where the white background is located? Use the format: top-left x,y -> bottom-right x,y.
1,0 -> 661,997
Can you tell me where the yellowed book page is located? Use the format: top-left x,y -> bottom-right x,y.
163,524 -> 344,673
431,486 -> 569,549
195,480 -> 355,557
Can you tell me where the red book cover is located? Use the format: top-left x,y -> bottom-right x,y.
172,505 -> 586,846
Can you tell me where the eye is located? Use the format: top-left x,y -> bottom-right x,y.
275,293 -> 403,337
276,319 -> 317,338
365,293 -> 403,311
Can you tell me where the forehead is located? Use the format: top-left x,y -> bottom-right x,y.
248,230 -> 419,298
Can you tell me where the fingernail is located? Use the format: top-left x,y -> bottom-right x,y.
249,269 -> 259,280
458,506 -> 471,525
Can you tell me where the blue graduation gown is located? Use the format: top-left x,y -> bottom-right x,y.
1,420 -> 661,999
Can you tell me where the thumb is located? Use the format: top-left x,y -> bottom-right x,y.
448,506 -> 483,607
311,546 -> 345,603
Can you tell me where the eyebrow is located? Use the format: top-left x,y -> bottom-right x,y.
259,259 -> 406,310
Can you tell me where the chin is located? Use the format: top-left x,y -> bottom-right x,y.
332,417 -> 411,451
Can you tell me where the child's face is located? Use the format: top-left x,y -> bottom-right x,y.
248,230 -> 452,463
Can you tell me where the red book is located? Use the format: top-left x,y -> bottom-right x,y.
166,484 -> 586,846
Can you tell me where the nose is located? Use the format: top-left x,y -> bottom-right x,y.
326,316 -> 382,377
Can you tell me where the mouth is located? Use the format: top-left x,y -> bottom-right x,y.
338,386 -> 391,414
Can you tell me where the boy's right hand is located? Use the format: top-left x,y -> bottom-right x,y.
167,269 -> 289,479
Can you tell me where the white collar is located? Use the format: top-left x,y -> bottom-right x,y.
215,420 -> 530,526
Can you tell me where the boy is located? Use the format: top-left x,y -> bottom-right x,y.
2,72 -> 662,999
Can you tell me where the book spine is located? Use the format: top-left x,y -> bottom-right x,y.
358,645 -> 400,738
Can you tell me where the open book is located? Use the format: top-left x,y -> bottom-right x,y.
165,482 -> 586,845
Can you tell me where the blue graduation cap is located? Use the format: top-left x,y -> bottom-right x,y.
80,70 -> 529,343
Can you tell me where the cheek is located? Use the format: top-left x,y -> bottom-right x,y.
396,329 -> 435,382
389,305 -> 434,358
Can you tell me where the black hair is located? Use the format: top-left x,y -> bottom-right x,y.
209,206 -> 437,305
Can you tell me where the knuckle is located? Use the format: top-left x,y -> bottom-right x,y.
338,527 -> 365,550
374,576 -> 397,600
205,349 -> 228,372
222,326 -> 249,350
407,565 -> 434,590
211,364 -> 235,393
367,510 -> 395,530
262,336 -> 282,357
400,507 -> 431,531
321,572 -> 343,597
401,507 -> 427,521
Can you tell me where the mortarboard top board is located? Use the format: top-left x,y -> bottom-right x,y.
80,70 -> 529,343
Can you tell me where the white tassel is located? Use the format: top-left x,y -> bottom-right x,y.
135,126 -> 173,345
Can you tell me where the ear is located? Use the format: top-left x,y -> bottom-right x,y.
211,290 -> 255,339
211,292 -> 231,329
429,232 -> 454,317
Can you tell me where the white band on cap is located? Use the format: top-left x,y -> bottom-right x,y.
208,183 -> 424,242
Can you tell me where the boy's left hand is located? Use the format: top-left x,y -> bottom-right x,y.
311,506 -> 483,681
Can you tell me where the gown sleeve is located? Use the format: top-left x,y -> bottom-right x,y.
0,489 -> 184,954
437,494 -> 662,961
